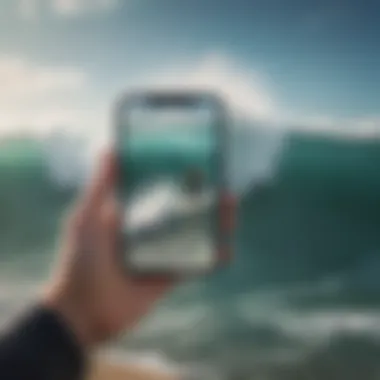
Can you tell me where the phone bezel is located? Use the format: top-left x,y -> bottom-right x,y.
113,89 -> 232,278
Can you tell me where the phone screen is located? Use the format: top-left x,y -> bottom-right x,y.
116,94 -> 224,274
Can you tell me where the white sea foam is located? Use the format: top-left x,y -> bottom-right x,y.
42,123 -> 286,230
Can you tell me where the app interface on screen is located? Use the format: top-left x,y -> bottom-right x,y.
118,104 -> 220,272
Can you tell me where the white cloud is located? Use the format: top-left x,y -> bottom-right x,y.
281,113 -> 380,139
17,0 -> 120,19
18,0 -> 39,20
123,53 -> 380,139
51,0 -> 120,16
0,53 -> 276,138
0,106 -> 104,136
0,56 -> 85,101
0,55 -> 104,137
1,52 -> 380,141
139,54 -> 276,121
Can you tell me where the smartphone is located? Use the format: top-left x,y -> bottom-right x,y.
114,90 -> 235,277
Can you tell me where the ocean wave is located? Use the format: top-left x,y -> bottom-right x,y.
40,124 -> 285,235
42,124 -> 286,195
1,127 -> 380,379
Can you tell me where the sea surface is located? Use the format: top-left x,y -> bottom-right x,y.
1,125 -> 380,379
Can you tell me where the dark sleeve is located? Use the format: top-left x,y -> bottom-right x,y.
0,305 -> 86,380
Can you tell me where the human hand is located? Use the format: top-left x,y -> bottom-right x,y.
42,152 -> 174,348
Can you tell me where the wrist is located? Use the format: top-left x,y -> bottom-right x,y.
41,284 -> 96,350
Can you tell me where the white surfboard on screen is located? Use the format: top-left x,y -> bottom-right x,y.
125,181 -> 215,237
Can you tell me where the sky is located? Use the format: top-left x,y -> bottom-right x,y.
0,0 -> 379,137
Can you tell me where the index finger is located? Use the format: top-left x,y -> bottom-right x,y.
82,150 -> 117,213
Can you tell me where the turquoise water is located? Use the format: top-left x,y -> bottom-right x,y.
1,131 -> 380,378
119,131 -> 218,192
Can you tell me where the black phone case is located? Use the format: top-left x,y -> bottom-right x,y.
113,90 -> 234,278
